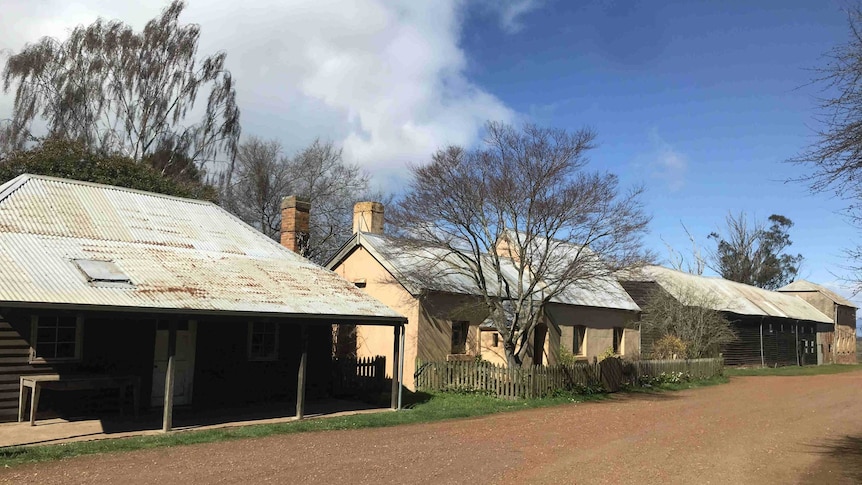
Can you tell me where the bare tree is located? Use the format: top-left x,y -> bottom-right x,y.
789,6 -> 862,286
1,0 -> 240,171
707,212 -> 803,290
390,122 -> 651,367
225,137 -> 289,237
639,286 -> 736,359
223,137 -> 373,263
662,222 -> 706,275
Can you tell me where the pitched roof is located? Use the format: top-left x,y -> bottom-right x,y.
327,232 -> 640,312
620,266 -> 833,323
0,174 -> 404,323
778,280 -> 858,309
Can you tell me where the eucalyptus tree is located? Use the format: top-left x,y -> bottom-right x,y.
1,0 -> 240,176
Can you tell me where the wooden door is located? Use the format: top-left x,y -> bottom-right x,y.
151,320 -> 197,406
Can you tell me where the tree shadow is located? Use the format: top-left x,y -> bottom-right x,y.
804,434 -> 862,483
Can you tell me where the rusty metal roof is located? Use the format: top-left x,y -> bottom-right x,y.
778,279 -> 858,309
623,266 -> 832,323
0,174 -> 405,323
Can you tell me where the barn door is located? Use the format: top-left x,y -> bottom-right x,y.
151,320 -> 197,406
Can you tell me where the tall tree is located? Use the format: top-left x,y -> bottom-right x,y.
708,212 -> 803,290
391,122 -> 651,367
789,6 -> 862,285
223,137 -> 372,263
1,0 -> 240,171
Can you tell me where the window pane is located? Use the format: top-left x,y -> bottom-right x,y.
56,327 -> 77,343
37,327 -> 56,343
36,342 -> 55,359
56,343 -> 76,359
57,316 -> 77,328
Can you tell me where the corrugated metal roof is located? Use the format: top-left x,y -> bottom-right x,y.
339,232 -> 639,312
0,174 -> 404,322
623,266 -> 832,323
778,279 -> 858,308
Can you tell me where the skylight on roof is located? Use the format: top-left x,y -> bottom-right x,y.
73,259 -> 134,288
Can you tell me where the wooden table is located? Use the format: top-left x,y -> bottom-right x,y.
18,374 -> 140,426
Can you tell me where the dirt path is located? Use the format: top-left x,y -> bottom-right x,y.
3,372 -> 862,485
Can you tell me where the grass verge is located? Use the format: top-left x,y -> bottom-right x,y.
0,377 -> 722,469
725,364 -> 862,377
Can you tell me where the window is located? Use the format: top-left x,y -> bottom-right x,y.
573,325 -> 586,356
612,327 -> 624,355
451,321 -> 469,354
492,332 -> 499,348
248,322 -> 279,361
31,315 -> 82,362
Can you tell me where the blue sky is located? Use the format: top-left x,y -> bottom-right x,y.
0,0 -> 860,317
459,0 -> 859,306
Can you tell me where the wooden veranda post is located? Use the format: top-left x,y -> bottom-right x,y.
391,324 -> 401,410
162,320 -> 177,432
296,324 -> 308,419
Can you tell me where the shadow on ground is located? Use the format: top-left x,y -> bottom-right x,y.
804,434 -> 862,483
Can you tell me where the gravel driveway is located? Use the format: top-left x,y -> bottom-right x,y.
3,372 -> 862,484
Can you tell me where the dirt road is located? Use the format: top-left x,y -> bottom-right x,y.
3,372 -> 862,484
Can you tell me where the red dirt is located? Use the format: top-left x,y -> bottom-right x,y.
4,372 -> 862,485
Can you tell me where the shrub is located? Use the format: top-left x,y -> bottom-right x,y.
650,335 -> 688,359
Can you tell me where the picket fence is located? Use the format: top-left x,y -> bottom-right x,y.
415,357 -> 724,400
331,356 -> 387,397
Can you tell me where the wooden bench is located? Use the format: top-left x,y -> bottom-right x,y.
18,374 -> 140,426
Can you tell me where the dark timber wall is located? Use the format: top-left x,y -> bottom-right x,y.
0,310 -> 157,422
0,309 -> 334,423
193,319 -> 332,409
722,316 -> 818,367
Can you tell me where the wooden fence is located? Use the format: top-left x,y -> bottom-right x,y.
415,357 -> 724,400
331,356 -> 386,397
631,358 -> 725,381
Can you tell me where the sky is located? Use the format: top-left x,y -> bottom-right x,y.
1,0 -> 861,322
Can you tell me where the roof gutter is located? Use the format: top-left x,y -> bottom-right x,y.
0,301 -> 408,326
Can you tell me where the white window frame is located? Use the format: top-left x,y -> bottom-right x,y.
573,325 -> 587,356
247,321 -> 279,362
29,314 -> 84,363
613,327 -> 624,355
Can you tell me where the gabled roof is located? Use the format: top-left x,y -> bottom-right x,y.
0,174 -> 404,323
327,232 -> 640,312
778,280 -> 858,309
620,266 -> 833,324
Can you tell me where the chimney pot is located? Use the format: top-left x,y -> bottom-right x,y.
281,195 -> 311,254
353,201 -> 384,234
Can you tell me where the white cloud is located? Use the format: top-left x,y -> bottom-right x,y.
0,0 -> 517,187
648,130 -> 688,191
492,0 -> 543,33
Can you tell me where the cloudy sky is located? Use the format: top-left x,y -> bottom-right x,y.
2,0 -> 862,317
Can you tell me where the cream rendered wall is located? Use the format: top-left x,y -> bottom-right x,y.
417,293 -> 488,364
480,330 -> 507,366
331,246 -> 420,388
546,305 -> 639,361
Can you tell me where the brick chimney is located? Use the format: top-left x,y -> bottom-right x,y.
353,201 -> 384,234
281,196 -> 311,254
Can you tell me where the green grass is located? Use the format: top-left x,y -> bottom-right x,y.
623,375 -> 729,394
725,364 -> 862,377
0,377 -> 722,469
0,391 -> 603,468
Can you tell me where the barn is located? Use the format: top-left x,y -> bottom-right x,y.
620,266 -> 833,366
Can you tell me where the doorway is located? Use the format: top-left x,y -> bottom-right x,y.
151,320 -> 197,406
